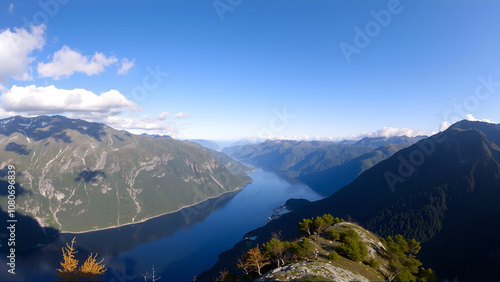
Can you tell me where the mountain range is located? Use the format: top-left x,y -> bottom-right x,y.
201,120 -> 500,281
223,136 -> 425,195
0,115 -> 251,237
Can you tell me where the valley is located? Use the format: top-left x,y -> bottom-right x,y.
201,120 -> 500,281
0,116 -> 252,234
1,117 -> 500,281
1,2 -> 499,280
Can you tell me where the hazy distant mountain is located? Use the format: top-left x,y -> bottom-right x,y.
188,139 -> 223,151
299,143 -> 412,195
222,140 -> 375,178
0,116 -> 251,236
223,137 -> 423,195
189,142 -> 253,177
353,135 -> 427,147
141,133 -> 171,138
204,120 -> 500,281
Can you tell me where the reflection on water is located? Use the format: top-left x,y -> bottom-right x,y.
1,168 -> 322,281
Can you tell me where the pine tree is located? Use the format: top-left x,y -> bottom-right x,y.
328,229 -> 341,241
298,218 -> 313,236
263,238 -> 288,267
381,235 -> 424,281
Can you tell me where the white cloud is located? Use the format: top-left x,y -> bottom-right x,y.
158,111 -> 170,120
439,114 -> 493,132
1,85 -> 136,114
0,24 -> 46,82
0,85 -> 178,136
8,3 -> 13,13
64,112 -> 178,136
37,46 -> 118,80
174,112 -> 189,119
348,127 -> 427,139
465,114 -> 492,123
117,58 -> 135,75
439,121 -> 452,132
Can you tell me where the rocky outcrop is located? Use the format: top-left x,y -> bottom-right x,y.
257,261 -> 368,281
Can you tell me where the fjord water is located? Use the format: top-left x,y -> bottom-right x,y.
10,168 -> 322,281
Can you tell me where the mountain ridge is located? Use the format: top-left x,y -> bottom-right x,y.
222,136 -> 424,195
0,115 -> 251,236
200,120 -> 500,281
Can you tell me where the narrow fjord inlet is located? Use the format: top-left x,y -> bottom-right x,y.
5,168 -> 322,281
1,1 -> 500,281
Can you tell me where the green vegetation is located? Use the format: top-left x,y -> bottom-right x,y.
233,214 -> 434,281
381,234 -> 428,281
337,237 -> 368,262
290,238 -> 315,259
364,258 -> 379,269
262,238 -> 288,267
0,116 -> 252,233
207,120 -> 500,281
339,229 -> 359,242
328,251 -> 339,261
328,229 -> 340,241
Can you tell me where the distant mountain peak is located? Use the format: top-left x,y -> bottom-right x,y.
0,114 -> 251,235
0,115 -> 108,142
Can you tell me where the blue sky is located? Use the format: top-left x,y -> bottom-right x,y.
1,0 -> 499,140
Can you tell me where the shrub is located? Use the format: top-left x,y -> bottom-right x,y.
339,229 -> 359,242
328,251 -> 340,261
291,238 -> 314,259
328,229 -> 341,241
364,258 -> 379,269
337,238 -> 368,262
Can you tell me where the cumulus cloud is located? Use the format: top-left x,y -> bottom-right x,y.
174,112 -> 189,119
439,114 -> 493,132
117,58 -> 135,75
158,111 -> 170,120
37,46 -> 118,80
0,24 -> 46,82
465,114 -> 492,123
348,127 -> 427,139
65,112 -> 178,136
1,85 -> 136,114
0,85 -> 178,136
439,121 -> 452,132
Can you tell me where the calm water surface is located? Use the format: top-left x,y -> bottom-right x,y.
5,168 -> 323,281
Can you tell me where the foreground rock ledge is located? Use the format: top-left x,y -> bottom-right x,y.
257,261 -> 368,281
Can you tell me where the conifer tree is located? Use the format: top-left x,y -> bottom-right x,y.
56,237 -> 107,281
57,237 -> 79,281
237,244 -> 271,276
